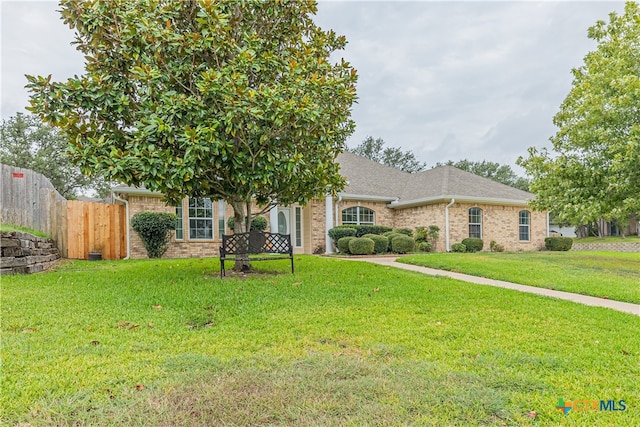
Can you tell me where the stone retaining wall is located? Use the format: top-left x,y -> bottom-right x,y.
572,242 -> 640,252
0,232 -> 60,274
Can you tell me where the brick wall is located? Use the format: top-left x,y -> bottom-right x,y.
572,242 -> 640,252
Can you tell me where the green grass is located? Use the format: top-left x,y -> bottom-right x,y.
0,223 -> 49,238
573,235 -> 640,244
2,256 -> 639,426
401,251 -> 640,304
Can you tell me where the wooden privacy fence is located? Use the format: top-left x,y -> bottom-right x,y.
1,164 -> 127,260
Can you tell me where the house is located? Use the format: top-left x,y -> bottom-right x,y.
112,152 -> 548,259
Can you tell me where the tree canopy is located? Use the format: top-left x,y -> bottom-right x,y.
26,0 -> 357,241
518,1 -> 640,227
0,113 -> 109,198
347,136 -> 426,173
435,159 -> 529,191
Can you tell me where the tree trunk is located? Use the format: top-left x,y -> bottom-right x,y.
231,200 -> 252,272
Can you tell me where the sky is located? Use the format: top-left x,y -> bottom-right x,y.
0,1 -> 627,173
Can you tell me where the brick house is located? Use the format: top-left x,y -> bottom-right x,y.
112,152 -> 548,258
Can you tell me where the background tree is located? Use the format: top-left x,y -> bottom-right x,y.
0,113 -> 109,198
518,2 -> 640,231
26,0 -> 357,270
348,136 -> 426,173
436,159 -> 530,191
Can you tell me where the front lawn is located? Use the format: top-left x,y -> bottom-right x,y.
2,256 -> 638,426
401,251 -> 640,304
573,235 -> 640,243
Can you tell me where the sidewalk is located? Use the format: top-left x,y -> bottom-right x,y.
350,257 -> 640,317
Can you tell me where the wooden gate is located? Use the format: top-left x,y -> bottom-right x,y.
66,201 -> 126,260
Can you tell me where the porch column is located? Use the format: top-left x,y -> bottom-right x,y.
325,195 -> 334,254
270,203 -> 278,233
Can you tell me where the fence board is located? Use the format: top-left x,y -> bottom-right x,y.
65,200 -> 126,260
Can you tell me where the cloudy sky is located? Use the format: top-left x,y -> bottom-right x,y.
1,1 -> 626,173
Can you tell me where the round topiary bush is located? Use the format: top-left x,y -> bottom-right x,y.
544,236 -> 573,251
391,235 -> 415,254
131,211 -> 177,258
383,232 -> 403,251
328,226 -> 357,244
337,236 -> 356,254
461,237 -> 483,252
417,241 -> 432,252
349,237 -> 375,255
227,215 -> 268,232
451,243 -> 467,253
363,233 -> 389,254
394,228 -> 413,236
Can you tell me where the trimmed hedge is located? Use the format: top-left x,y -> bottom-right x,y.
461,237 -> 483,253
328,226 -> 357,243
349,237 -> 375,255
545,237 -> 573,251
131,211 -> 177,258
417,241 -> 432,252
332,224 -> 392,237
227,215 -> 268,232
391,235 -> 415,254
363,233 -> 389,254
384,232 -> 404,251
394,228 -> 413,236
451,243 -> 467,253
337,236 -> 356,254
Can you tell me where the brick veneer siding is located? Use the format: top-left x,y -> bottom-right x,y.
572,242 -> 640,252
394,203 -> 448,251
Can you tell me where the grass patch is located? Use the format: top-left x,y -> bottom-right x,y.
401,251 -> 640,304
573,235 -> 640,244
2,256 -> 639,426
0,223 -> 49,238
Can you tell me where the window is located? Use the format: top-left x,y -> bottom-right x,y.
469,207 -> 482,238
188,198 -> 213,239
218,200 -> 226,237
175,205 -> 184,240
342,206 -> 375,225
519,210 -> 530,241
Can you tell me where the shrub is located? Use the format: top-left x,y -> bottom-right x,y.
337,236 -> 356,254
227,215 -> 268,232
414,227 -> 428,244
545,237 -> 573,251
417,241 -> 432,252
363,233 -> 389,254
391,235 -> 415,253
349,237 -> 375,255
328,226 -> 357,243
461,237 -> 483,253
451,243 -> 467,253
490,240 -> 505,252
131,211 -> 177,258
354,225 -> 392,237
394,228 -> 413,236
383,232 -> 403,251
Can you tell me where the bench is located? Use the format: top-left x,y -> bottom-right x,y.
220,231 -> 294,278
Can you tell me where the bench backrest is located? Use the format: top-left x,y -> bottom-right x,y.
221,231 -> 292,256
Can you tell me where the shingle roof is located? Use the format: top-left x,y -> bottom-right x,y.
336,152 -> 533,206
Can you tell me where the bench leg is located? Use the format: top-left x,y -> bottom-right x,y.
220,258 -> 225,278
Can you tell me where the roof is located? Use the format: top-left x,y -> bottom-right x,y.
336,152 -> 533,207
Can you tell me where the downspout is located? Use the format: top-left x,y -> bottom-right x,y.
445,198 -> 455,252
112,193 -> 130,260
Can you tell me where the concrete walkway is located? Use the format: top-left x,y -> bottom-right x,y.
349,257 -> 640,317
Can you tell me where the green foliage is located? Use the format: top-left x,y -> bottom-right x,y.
348,136 -> 426,173
131,211 -> 177,258
391,235 -> 415,254
417,241 -> 432,252
348,237 -> 375,255
328,226 -> 357,243
437,159 -> 529,191
461,238 -> 483,253
451,243 -> 467,253
518,2 -> 640,226
25,1 -> 358,264
413,227 -> 428,244
0,223 -> 50,238
354,225 -> 393,237
383,232 -> 403,251
0,113 -> 109,198
362,233 -> 389,254
337,236 -> 356,254
227,215 -> 267,232
394,228 -> 413,236
489,240 -> 505,252
544,237 -> 573,251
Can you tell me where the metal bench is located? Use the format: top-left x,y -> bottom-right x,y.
219,231 -> 294,278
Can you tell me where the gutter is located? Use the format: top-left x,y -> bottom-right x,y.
112,192 -> 130,260
389,195 -> 531,209
445,198 -> 455,252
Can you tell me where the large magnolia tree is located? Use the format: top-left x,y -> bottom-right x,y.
27,0 -> 357,268
519,1 -> 640,230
